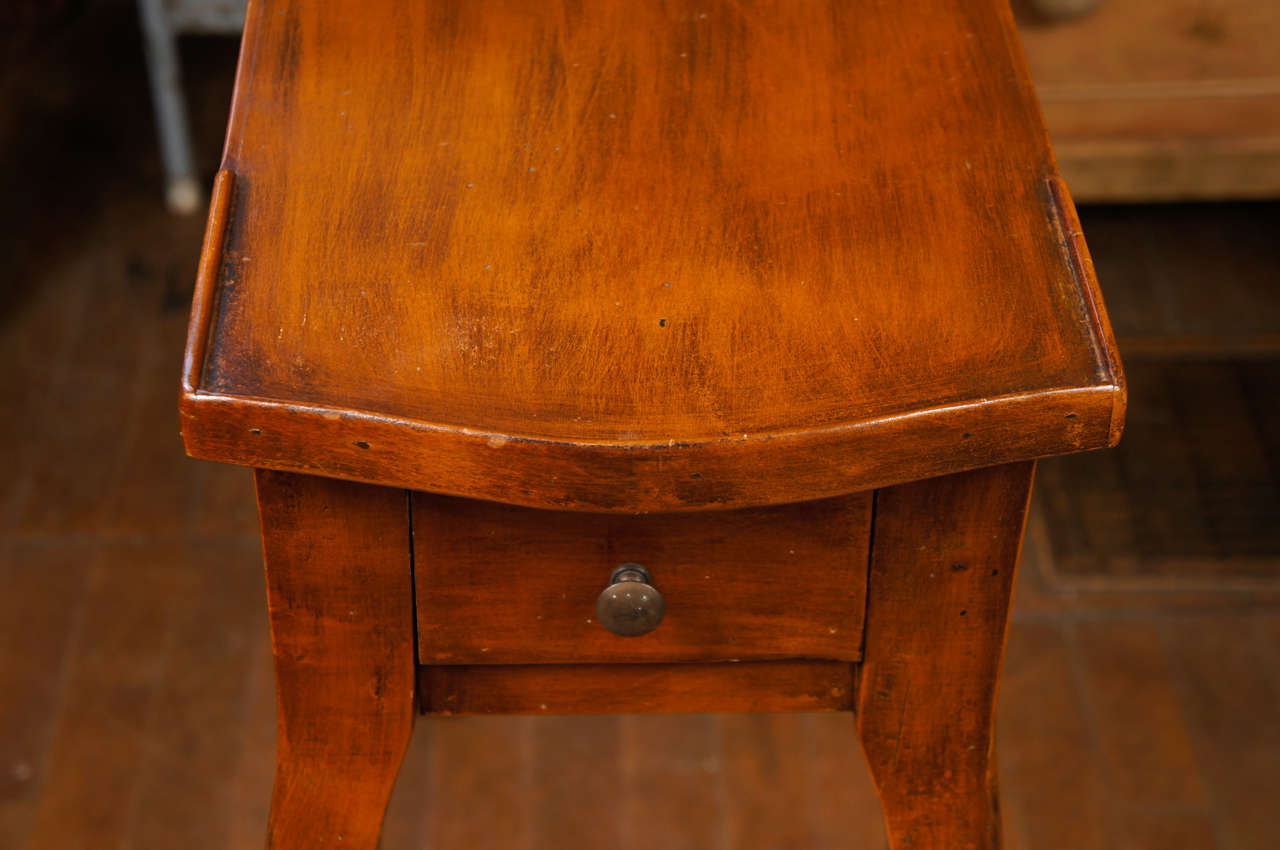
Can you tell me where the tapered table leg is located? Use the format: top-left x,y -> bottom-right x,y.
856,462 -> 1035,850
256,471 -> 416,850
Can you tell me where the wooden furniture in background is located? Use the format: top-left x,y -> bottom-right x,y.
180,1 -> 1124,847
1018,0 -> 1280,201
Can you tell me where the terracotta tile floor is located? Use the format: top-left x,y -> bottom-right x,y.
2,7 -> 1278,849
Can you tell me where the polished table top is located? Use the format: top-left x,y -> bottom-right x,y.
181,0 -> 1123,512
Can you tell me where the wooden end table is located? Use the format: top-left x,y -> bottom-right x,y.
180,1 -> 1125,847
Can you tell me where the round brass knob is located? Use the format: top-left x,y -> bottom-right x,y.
596,564 -> 665,637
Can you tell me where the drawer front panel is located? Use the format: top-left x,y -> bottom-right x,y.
412,493 -> 871,664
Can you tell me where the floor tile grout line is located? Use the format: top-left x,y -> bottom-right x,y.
225,611 -> 274,850
993,664 -> 1034,850
713,716 -> 731,850
16,551 -> 97,850
411,718 -> 436,850
1058,619 -> 1126,846
1153,617 -> 1240,850
115,568 -> 188,850
520,716 -> 536,850
800,713 -> 830,850
618,715 -> 635,850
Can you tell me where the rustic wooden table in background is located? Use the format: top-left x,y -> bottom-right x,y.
1018,0 -> 1280,201
179,1 -> 1123,848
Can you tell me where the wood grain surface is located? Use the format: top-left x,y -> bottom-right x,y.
418,661 -> 856,715
412,491 -> 871,664
856,462 -> 1035,850
180,0 -> 1123,512
255,471 -> 416,850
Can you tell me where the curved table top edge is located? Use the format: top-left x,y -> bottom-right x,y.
180,377 -> 1122,514
180,169 -> 1123,513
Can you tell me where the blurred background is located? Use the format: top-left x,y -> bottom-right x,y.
0,1 -> 1277,848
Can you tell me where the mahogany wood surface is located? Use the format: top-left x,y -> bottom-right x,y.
418,661 -> 856,716
855,462 -> 1035,850
180,0 -> 1124,513
255,471 -> 416,850
412,491 -> 871,664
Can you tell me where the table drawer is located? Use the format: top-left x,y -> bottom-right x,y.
411,492 -> 872,665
